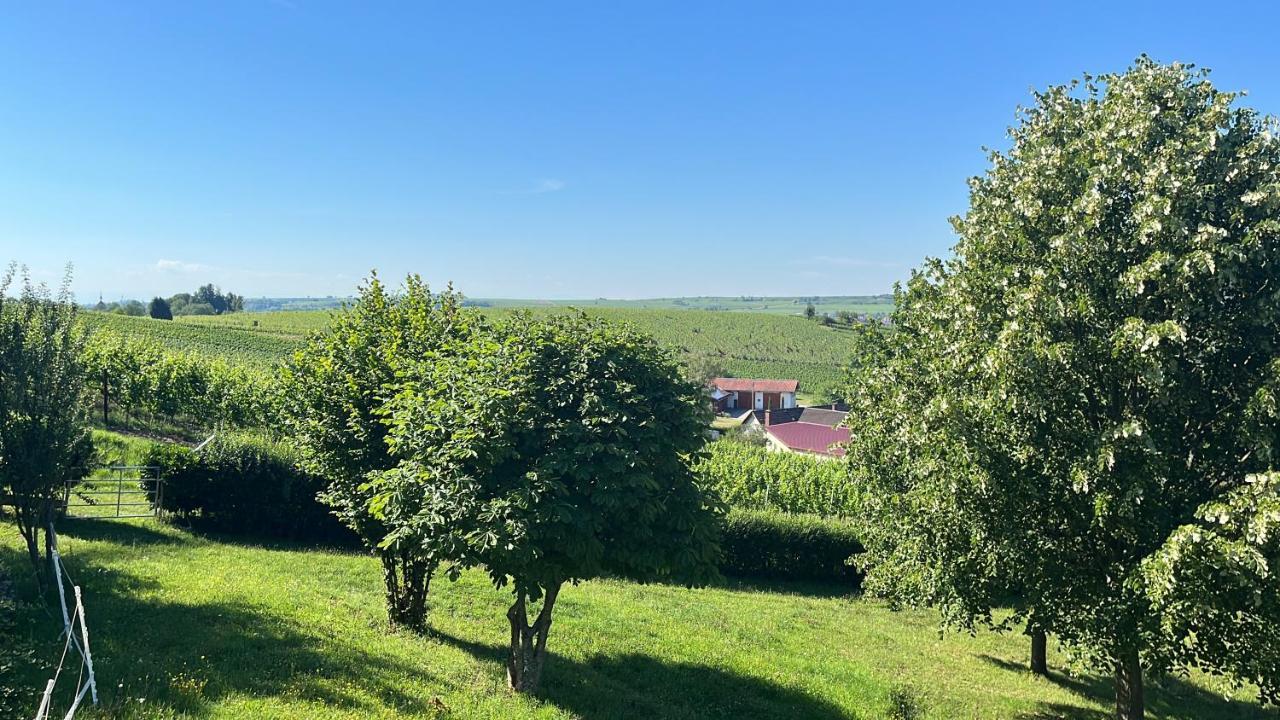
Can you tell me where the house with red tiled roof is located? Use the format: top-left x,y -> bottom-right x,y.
709,377 -> 798,412
747,404 -> 850,458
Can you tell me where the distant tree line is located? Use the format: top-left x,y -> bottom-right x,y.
803,302 -> 885,327
92,283 -> 244,319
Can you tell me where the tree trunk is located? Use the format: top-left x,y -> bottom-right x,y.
1030,628 -> 1048,676
507,582 -> 561,694
1114,649 -> 1144,720
15,503 -> 48,591
22,523 -> 40,574
380,553 -> 432,632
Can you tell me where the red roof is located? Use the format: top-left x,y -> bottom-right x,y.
765,422 -> 850,457
712,378 -> 799,393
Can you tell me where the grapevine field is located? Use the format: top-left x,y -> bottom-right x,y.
464,295 -> 895,316
83,313 -> 298,369
87,305 -> 866,396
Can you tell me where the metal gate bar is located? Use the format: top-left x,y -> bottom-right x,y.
64,466 -> 163,519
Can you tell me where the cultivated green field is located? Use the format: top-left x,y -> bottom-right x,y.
86,306 -> 865,395
464,296 -> 895,316
239,296 -> 896,316
3,517 -> 1271,720
82,313 -> 298,368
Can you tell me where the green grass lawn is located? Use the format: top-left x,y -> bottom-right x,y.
711,415 -> 745,431
2,518 -> 1274,719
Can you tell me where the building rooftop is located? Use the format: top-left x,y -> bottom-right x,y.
765,422 -> 850,457
754,405 -> 848,428
711,377 -> 800,393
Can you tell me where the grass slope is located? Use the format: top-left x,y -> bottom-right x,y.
87,307 -> 861,394
3,518 -> 1272,720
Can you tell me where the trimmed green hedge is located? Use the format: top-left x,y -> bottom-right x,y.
719,508 -> 863,585
145,433 -> 349,542
140,433 -> 861,584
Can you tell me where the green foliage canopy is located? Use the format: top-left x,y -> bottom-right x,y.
376,311 -> 723,692
845,58 -> 1280,716
278,274 -> 476,630
148,296 -> 173,320
0,264 -> 93,574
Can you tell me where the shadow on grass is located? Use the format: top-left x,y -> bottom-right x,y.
58,517 -> 191,546
3,531 -> 851,720
709,574 -> 858,600
62,513 -> 365,557
1,543 -> 439,719
978,655 -> 1280,720
437,632 -> 852,720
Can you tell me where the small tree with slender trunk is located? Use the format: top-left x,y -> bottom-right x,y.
279,273 -> 477,631
377,311 -> 723,693
0,264 -> 93,581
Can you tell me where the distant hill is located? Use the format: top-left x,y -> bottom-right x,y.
465,295 -> 893,316
87,303 -> 879,398
129,295 -> 893,316
242,297 -> 351,312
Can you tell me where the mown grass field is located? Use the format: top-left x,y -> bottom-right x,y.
86,306 -> 864,395
2,517 -> 1273,720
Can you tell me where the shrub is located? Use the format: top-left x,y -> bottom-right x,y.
719,508 -> 862,584
697,440 -> 853,516
145,433 -> 348,542
887,683 -> 928,720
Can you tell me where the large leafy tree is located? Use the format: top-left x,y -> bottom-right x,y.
847,58 -> 1280,719
279,274 -> 476,631
0,264 -> 93,578
377,312 -> 723,693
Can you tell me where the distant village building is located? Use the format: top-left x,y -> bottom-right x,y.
709,377 -> 849,458
746,404 -> 850,458
709,378 -> 798,412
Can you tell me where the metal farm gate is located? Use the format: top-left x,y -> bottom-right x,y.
63,466 -> 163,519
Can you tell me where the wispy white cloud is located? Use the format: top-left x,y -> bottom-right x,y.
154,259 -> 208,273
148,259 -> 315,282
534,178 -> 566,193
504,178 -> 567,195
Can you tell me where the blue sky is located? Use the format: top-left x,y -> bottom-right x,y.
2,2 -> 1278,301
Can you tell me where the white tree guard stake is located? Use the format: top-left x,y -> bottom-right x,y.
48,526 -> 83,656
37,526 -> 101,719
62,681 -> 92,720
49,527 -> 70,632
33,678 -> 54,720
73,586 -> 98,705
52,549 -> 72,641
